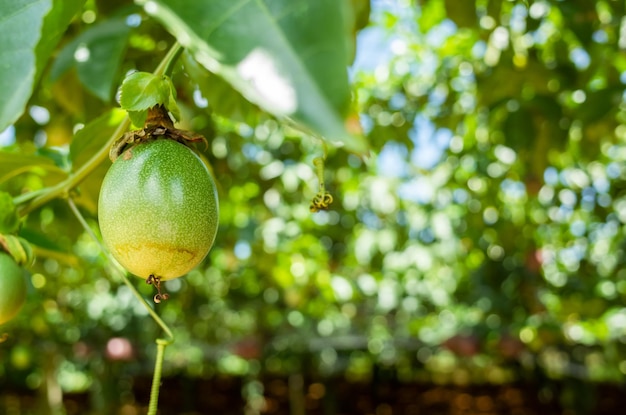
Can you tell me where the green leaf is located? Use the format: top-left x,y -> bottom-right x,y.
70,108 -> 127,168
0,151 -> 68,184
137,0 -> 368,154
351,0 -> 370,32
0,0 -> 83,131
69,108 -> 127,212
119,72 -> 180,125
49,17 -> 131,101
37,0 -> 86,75
346,0 -> 371,62
182,51 -> 260,123
119,72 -> 171,112
0,192 -> 20,234
128,110 -> 148,128
0,0 -> 51,132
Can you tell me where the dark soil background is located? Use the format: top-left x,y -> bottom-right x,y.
2,376 -> 625,415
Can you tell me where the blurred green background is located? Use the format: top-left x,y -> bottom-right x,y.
3,0 -> 626,414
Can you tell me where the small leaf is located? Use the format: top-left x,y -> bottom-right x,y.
0,192 -> 19,234
119,72 -> 172,112
49,17 -> 131,101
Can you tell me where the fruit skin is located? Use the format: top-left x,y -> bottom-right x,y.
98,139 -> 219,280
0,251 -> 27,325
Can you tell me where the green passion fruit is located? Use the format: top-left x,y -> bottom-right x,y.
98,139 -> 219,281
0,251 -> 27,325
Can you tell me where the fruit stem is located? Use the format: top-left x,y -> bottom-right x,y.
16,42 -> 185,216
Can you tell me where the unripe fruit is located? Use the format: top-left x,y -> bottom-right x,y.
98,139 -> 219,280
0,251 -> 27,325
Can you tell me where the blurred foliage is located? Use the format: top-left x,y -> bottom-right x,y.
2,0 -> 626,413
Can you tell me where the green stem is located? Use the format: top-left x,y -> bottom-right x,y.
158,43 -> 185,78
17,42 -> 184,216
148,339 -> 168,415
313,157 -> 326,193
67,198 -> 174,413
12,188 -> 51,205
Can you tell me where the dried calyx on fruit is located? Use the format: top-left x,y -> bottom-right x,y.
109,105 -> 207,162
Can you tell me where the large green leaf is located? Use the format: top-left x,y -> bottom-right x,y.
0,0 -> 51,131
137,0 -> 368,154
49,17 -> 131,101
0,0 -> 83,131
37,0 -> 85,74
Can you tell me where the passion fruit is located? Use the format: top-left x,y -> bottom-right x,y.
0,251 -> 27,325
98,138 -> 219,280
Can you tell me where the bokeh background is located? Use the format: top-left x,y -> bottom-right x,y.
3,0 -> 626,414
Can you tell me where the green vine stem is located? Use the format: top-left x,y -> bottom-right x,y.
314,157 -> 326,194
67,198 -> 173,414
148,339 -> 168,414
158,44 -> 185,81
17,42 -> 184,216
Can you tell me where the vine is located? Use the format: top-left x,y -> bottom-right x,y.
11,42 -> 185,414
309,145 -> 334,213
